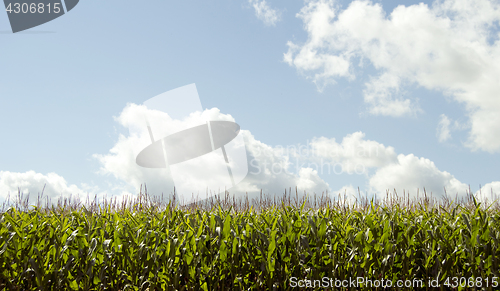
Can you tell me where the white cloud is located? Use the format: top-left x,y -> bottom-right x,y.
437,114 -> 452,142
0,169 -> 172,207
285,0 -> 500,151
308,131 -> 398,173
363,73 -> 420,117
94,104 -> 331,202
3,112 -> 492,207
369,154 -> 469,199
249,0 -> 282,26
94,103 -> 178,198
296,132 -> 477,202
475,181 -> 500,203
239,129 -> 483,203
88,102 -> 499,205
94,104 -> 240,201
0,170 -> 88,204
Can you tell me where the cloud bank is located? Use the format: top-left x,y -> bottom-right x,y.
1,104 -> 497,206
0,171 -> 87,204
92,103 -> 490,202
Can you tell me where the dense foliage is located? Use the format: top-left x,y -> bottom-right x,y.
1,196 -> 499,290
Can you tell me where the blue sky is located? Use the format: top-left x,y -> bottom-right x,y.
1,0 -> 499,204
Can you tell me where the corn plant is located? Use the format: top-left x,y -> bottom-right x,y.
1,190 -> 499,290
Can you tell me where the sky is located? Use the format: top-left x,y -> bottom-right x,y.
1,0 -> 499,205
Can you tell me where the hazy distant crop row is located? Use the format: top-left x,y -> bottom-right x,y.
0,190 -> 499,290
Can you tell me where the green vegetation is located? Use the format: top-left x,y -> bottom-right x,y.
0,189 -> 499,290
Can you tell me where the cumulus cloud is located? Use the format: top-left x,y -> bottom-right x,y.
94,104 -> 241,202
236,129 -> 480,202
4,101 -> 492,206
285,0 -> 500,151
288,132 -> 475,201
268,132 -> 397,178
307,131 -> 398,174
249,0 -> 282,26
369,154 -> 469,199
236,131 -> 331,198
0,170 -> 88,204
3,113 -> 494,206
94,104 -> 331,202
88,101 -> 499,205
437,114 -> 452,142
475,181 -> 500,203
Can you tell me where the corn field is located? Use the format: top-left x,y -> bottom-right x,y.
0,189 -> 499,290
